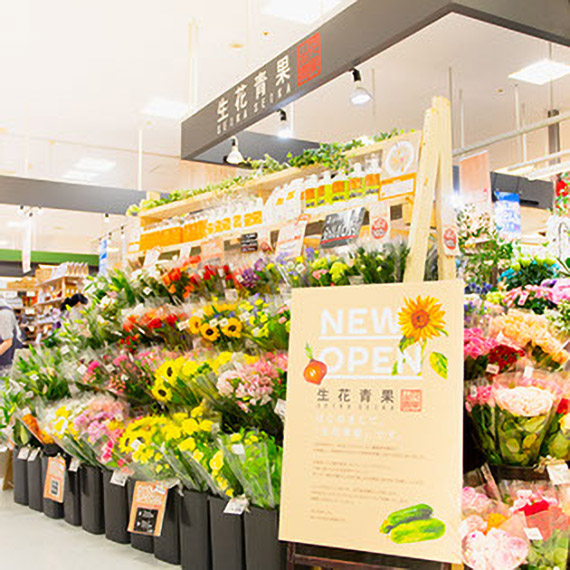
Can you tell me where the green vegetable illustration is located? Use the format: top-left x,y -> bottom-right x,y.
380,503 -> 446,544
389,518 -> 446,544
380,504 -> 433,533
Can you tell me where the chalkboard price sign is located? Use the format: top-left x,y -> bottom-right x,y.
320,207 -> 365,249
240,232 -> 259,253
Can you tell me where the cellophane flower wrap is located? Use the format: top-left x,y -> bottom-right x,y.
501,480 -> 570,570
219,429 -> 282,509
466,382 -> 500,464
238,295 -> 290,352
540,396 -> 570,460
73,395 -> 131,471
40,398 -> 99,466
493,372 -> 560,466
461,485 -> 529,570
490,309 -> 569,370
156,407 -> 239,498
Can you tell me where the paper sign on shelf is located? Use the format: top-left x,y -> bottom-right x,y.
459,151 -> 492,215
279,280 -> 464,565
28,448 -> 40,462
200,238 -> 224,263
320,207 -> 365,249
547,463 -> 570,485
143,247 -> 161,268
379,131 -> 421,199
276,215 -> 309,259
17,447 -> 30,460
240,232 -> 259,253
69,458 -> 81,472
44,456 -> 66,503
128,481 -> 168,537
179,242 -> 193,260
368,202 -> 391,243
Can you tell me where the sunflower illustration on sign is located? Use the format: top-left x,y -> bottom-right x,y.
394,295 -> 448,379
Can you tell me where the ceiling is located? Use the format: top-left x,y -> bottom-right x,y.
0,3 -> 567,260
252,13 -> 570,173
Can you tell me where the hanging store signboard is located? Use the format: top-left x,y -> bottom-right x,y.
182,0 -> 570,161
280,280 -> 464,564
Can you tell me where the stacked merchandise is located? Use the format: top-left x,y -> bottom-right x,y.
0,240 -> 410,570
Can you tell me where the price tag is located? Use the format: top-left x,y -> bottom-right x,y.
18,447 -> 30,460
368,202 -> 391,244
223,497 -> 248,515
179,242 -> 193,260
547,463 -> 570,485
524,527 -> 543,541
69,457 -> 82,472
43,456 -> 66,503
61,346 -> 70,355
111,470 -> 129,487
143,287 -> 153,296
128,481 -> 169,537
177,320 -> 189,331
225,289 -> 238,302
523,365 -> 534,378
231,444 -> 246,456
275,399 -> 287,420
77,364 -> 88,376
320,207 -> 366,249
486,363 -> 500,375
276,216 -> 309,259
28,448 -> 40,462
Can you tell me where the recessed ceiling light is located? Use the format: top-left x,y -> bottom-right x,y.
262,0 -> 341,25
230,42 -> 245,49
7,221 -> 25,228
75,157 -> 116,172
0,239 -> 10,246
509,59 -> 570,85
142,97 -> 188,120
62,170 -> 98,182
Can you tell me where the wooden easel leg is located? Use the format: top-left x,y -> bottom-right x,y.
287,542 -> 297,570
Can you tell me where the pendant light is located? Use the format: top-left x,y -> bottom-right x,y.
277,109 -> 293,139
226,136 -> 244,165
350,68 -> 372,106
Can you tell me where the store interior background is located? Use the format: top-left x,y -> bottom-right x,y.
0,0 -> 568,294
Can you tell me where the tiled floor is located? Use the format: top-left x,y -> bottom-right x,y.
0,489 -> 171,569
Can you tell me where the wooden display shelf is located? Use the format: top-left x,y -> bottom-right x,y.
34,298 -> 65,308
138,136 -> 403,225
38,274 -> 85,288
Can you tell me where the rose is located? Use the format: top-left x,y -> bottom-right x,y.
495,386 -> 555,417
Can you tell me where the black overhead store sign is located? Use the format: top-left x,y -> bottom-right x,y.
181,0 -> 570,161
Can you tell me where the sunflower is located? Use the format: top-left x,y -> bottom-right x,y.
221,317 -> 243,338
188,316 -> 202,335
151,378 -> 173,403
155,358 -> 184,384
200,323 -> 220,342
398,295 -> 446,343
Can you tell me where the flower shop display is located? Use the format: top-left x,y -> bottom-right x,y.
8,205 -> 570,570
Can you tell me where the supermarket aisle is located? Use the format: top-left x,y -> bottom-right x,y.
0,490 -> 170,569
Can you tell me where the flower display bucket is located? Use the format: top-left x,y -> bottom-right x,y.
154,487 -> 181,565
80,465 -> 105,534
12,448 -> 28,506
180,489 -> 211,570
127,478 -> 154,554
41,455 -> 64,519
102,470 -> 130,544
27,452 -> 43,512
244,506 -> 285,570
208,495 -> 245,570
63,462 -> 81,526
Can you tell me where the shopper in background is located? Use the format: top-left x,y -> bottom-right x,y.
0,303 -> 23,375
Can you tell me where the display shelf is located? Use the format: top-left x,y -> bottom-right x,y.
137,137 -> 399,225
34,298 -> 65,308
37,274 -> 85,288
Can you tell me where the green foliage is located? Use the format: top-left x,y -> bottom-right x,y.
458,207 -> 515,287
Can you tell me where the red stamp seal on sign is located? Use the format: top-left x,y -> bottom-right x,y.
443,227 -> 458,250
400,389 -> 422,412
371,217 -> 389,240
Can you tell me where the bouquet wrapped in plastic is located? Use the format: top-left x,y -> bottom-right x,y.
219,429 -> 282,509
493,373 -> 560,466
238,295 -> 290,352
540,396 -> 570,460
461,485 -> 529,570
501,480 -> 570,570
